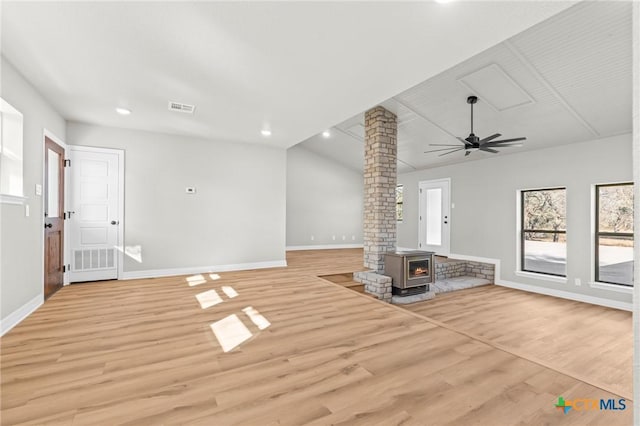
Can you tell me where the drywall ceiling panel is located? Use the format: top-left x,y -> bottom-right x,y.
510,1 -> 632,137
457,64 -> 534,111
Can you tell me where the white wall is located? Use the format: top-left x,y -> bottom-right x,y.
398,134 -> 633,305
286,145 -> 363,248
66,122 -> 287,276
1,57 -> 66,328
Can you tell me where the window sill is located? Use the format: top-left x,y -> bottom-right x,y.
515,270 -> 567,284
589,281 -> 633,294
0,194 -> 27,205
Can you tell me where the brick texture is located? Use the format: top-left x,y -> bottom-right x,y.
435,260 -> 495,282
354,271 -> 392,303
363,106 -> 397,273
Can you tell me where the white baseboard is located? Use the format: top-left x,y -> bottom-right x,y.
448,253 -> 631,311
1,293 -> 44,336
121,260 -> 287,280
497,279 -> 632,312
286,244 -> 363,251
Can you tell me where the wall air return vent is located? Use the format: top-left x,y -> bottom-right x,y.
168,101 -> 196,114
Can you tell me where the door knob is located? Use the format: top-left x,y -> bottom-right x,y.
110,220 -> 119,225
44,223 -> 52,228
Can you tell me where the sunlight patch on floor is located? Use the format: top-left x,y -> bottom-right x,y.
242,306 -> 270,330
221,286 -> 238,298
187,274 -> 207,286
210,314 -> 253,352
196,289 -> 224,309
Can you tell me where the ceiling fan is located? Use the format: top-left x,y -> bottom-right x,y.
424,96 -> 526,157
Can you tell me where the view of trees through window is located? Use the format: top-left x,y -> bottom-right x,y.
596,183 -> 633,286
521,188 -> 567,276
396,185 -> 403,222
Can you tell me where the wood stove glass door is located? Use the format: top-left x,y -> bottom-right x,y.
419,179 -> 450,256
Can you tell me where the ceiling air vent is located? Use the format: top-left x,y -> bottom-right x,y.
168,101 -> 195,114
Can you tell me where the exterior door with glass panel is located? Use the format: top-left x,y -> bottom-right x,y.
418,179 -> 450,256
69,147 -> 120,282
44,137 -> 65,299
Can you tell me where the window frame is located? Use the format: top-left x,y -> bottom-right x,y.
0,97 -> 25,202
520,187 -> 567,278
594,182 -> 633,287
396,184 -> 403,223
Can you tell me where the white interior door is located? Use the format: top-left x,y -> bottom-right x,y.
418,179 -> 450,256
69,147 -> 121,282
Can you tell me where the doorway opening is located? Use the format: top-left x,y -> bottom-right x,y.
418,178 -> 451,256
44,136 -> 65,299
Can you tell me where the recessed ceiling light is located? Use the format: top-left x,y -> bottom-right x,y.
115,107 -> 131,115
261,129 -> 272,137
322,130 -> 331,138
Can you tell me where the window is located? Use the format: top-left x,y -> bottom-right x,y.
521,188 -> 566,277
0,97 -> 24,198
396,184 -> 403,222
595,183 -> 633,286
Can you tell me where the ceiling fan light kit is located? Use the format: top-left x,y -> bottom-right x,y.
424,95 -> 526,157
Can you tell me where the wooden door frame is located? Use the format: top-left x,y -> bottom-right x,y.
43,131 -> 67,298
68,145 -> 126,280
42,130 -> 69,290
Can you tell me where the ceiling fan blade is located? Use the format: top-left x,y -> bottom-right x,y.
438,147 -> 465,157
484,142 -> 524,148
479,133 -> 501,144
457,137 -> 472,146
429,143 -> 464,147
425,146 -> 469,154
486,137 -> 526,144
480,147 -> 499,154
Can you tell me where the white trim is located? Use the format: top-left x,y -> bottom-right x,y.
121,260 -> 287,280
515,270 -> 567,284
1,293 -> 44,336
68,144 -> 121,155
418,178 -> 451,256
0,194 -> 27,205
590,281 -> 634,294
286,244 -> 363,251
68,146 -> 125,281
44,129 -> 67,149
449,252 -> 630,311
498,279 -> 632,312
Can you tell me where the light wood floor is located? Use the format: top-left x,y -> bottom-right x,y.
0,249 -> 633,425
404,285 -> 633,400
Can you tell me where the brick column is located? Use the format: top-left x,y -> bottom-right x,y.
363,106 -> 397,272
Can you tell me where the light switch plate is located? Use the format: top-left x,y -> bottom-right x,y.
35,184 -> 42,196
25,204 -> 30,217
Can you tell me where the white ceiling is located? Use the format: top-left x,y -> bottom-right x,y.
300,1 -> 632,172
0,1 -> 576,149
